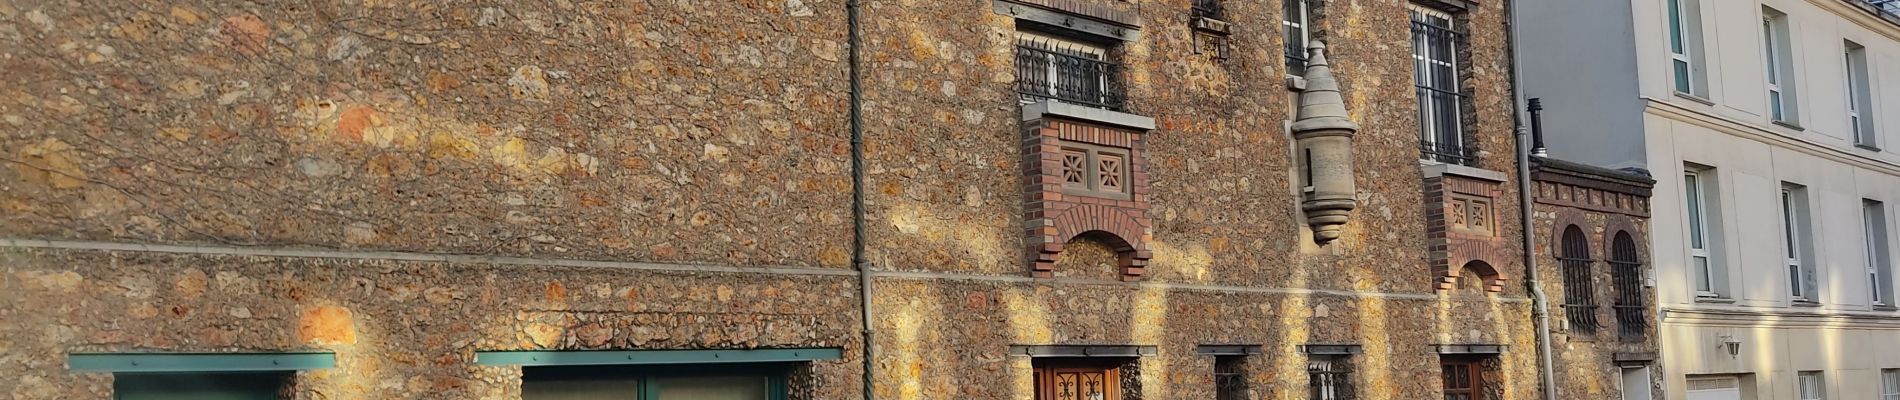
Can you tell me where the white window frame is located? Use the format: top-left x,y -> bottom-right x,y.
1685,169 -> 1719,297
1667,0 -> 1707,97
1410,4 -> 1464,163
1797,371 -> 1824,400
1869,200 -> 1893,307
1762,8 -> 1799,124
1783,183 -> 1816,302
1846,40 -> 1877,148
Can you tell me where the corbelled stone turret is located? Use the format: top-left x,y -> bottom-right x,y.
1290,41 -> 1359,245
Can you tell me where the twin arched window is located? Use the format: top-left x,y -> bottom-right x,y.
1558,225 -> 1598,334
1558,225 -> 1648,339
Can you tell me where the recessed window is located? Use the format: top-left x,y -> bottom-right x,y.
1410,4 -> 1471,165
523,365 -> 788,400
1559,225 -> 1599,335
1309,355 -> 1354,400
1215,355 -> 1247,400
1881,369 -> 1899,400
1284,0 -> 1313,76
1782,183 -> 1816,302
1797,371 -> 1825,400
1684,167 -> 1723,297
1667,0 -> 1708,97
115,372 -> 290,400
1867,200 -> 1893,306
1015,28 -> 1124,110
1034,359 -> 1125,400
1762,7 -> 1800,124
1441,357 -> 1487,400
1846,40 -> 1877,147
1610,231 -> 1648,340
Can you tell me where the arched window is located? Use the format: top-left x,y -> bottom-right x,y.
1610,231 -> 1646,340
1558,225 -> 1598,335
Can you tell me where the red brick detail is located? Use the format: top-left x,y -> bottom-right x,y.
1425,174 -> 1511,293
1023,117 -> 1153,280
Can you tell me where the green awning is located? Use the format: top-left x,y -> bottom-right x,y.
68,353 -> 336,373
477,348 -> 844,367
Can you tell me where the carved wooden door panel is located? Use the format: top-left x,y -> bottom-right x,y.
1035,364 -> 1120,400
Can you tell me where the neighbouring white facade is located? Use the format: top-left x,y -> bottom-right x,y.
1639,1 -> 1900,400
1522,0 -> 1900,399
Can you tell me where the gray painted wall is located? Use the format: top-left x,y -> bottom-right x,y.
1518,0 -> 1648,170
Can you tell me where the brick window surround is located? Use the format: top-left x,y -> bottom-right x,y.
1022,102 -> 1155,280
1424,164 -> 1509,293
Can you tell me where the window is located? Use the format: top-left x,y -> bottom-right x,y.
1846,41 -> 1877,147
1684,167 -> 1721,297
1441,357 -> 1486,400
1059,143 -> 1132,199
1284,0 -> 1313,76
1782,183 -> 1816,302
1882,369 -> 1899,400
1194,0 -> 1221,19
1015,29 -> 1124,110
115,372 -> 290,400
1559,225 -> 1599,335
523,365 -> 788,400
1797,371 -> 1824,400
1309,356 -> 1354,400
1686,376 -> 1740,399
1868,200 -> 1894,306
1763,8 -> 1799,124
1215,355 -> 1246,400
1667,0 -> 1708,97
1035,360 -> 1124,400
1610,231 -> 1647,340
1411,5 -> 1470,165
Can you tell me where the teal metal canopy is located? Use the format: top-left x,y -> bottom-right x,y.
476,348 -> 844,367
68,353 -> 336,373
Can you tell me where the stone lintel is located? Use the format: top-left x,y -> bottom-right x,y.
1009,345 -> 1158,357
1422,162 -> 1508,183
1195,345 -> 1265,356
1023,100 -> 1156,131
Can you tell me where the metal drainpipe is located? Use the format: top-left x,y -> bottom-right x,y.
846,1 -> 878,399
1506,1 -> 1559,399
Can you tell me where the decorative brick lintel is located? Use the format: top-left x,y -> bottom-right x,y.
1022,101 -> 1154,280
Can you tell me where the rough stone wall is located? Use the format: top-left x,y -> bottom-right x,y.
1,0 -> 1548,399
1530,160 -> 1661,400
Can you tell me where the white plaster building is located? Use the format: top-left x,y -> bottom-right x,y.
1521,0 -> 1900,399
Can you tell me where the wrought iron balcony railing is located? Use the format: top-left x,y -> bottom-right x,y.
1015,38 -> 1126,111
1850,0 -> 1900,24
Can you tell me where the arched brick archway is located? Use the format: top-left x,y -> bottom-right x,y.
1441,260 -> 1506,294
1030,204 -> 1152,280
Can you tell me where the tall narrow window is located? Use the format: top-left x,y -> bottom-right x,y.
1559,225 -> 1599,335
1610,231 -> 1647,340
1868,200 -> 1893,306
1215,355 -> 1246,400
1763,8 -> 1799,124
1685,168 -> 1720,297
1797,371 -> 1824,400
1667,0 -> 1707,96
1882,369 -> 1899,400
1782,183 -> 1816,302
1441,357 -> 1486,400
1309,356 -> 1355,400
1846,40 -> 1877,148
1284,0 -> 1312,76
1015,29 -> 1124,111
1411,5 -> 1470,165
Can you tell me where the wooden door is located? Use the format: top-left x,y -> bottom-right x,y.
1035,363 -> 1121,400
1441,358 -> 1484,400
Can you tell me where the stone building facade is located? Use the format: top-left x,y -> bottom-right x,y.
2,0 -> 1557,399
1529,157 -> 1661,400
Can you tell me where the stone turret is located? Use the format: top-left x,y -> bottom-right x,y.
1290,41 -> 1360,245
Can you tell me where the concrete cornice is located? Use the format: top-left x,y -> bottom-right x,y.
1642,98 -> 1900,176
1661,306 -> 1900,329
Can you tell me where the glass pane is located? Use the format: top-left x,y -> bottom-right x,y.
1674,61 -> 1693,93
1790,265 -> 1803,297
1685,173 -> 1705,248
115,373 -> 286,400
1694,256 -> 1712,292
523,375 -> 640,400
654,375 -> 771,400
1782,190 -> 1797,258
1770,92 -> 1784,121
1668,0 -> 1686,53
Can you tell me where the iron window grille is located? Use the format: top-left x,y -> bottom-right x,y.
1610,232 -> 1647,341
1410,6 -> 1474,165
1016,33 -> 1126,111
1558,225 -> 1599,335
1194,0 -> 1222,19
1215,355 -> 1246,400
1309,358 -> 1354,400
1284,0 -> 1313,76
1852,0 -> 1900,24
